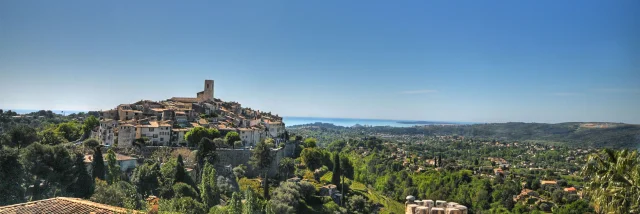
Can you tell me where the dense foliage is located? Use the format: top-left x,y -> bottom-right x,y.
290,122 -> 640,148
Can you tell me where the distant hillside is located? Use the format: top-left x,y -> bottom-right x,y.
289,122 -> 640,149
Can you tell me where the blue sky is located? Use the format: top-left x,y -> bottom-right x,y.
1,0 -> 639,123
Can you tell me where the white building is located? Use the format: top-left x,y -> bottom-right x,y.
96,119 -> 117,146
137,121 -> 172,146
238,127 -> 265,147
264,121 -> 285,138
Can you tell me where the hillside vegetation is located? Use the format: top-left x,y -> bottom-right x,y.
290,122 -> 640,148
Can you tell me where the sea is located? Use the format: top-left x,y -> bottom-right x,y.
283,116 -> 472,127
3,109 -> 470,128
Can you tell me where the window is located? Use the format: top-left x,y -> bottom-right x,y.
153,134 -> 158,138
160,138 -> 164,141
149,128 -> 154,132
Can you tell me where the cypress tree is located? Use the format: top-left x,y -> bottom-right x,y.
263,177 -> 269,200
199,162 -> 219,209
91,147 -> 105,180
331,152 -> 341,185
106,148 -> 121,184
175,154 -> 186,184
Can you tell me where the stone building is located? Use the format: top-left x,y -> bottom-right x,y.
405,196 -> 467,214
117,123 -> 136,148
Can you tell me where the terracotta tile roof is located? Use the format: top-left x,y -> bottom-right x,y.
140,121 -> 159,128
0,197 -> 142,213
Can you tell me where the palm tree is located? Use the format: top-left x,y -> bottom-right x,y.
582,149 -> 640,213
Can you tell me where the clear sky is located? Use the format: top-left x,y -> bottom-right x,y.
1,0 -> 639,123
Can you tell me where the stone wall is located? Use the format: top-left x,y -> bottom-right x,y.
141,144 -> 294,178
213,148 -> 285,178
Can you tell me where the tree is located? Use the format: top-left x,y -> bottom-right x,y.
331,152 -> 341,185
298,181 -> 316,201
21,143 -> 74,200
492,180 -> 520,210
159,196 -> 206,214
531,179 -> 541,190
56,122 -> 82,142
348,194 -> 369,213
340,154 -> 354,179
159,158 -> 178,198
225,131 -> 241,149
217,176 -> 236,197
67,153 -> 94,198
91,180 -> 144,210
552,189 -> 565,204
106,148 -> 121,184
82,115 -> 100,139
243,189 -> 261,214
131,161 -> 161,197
233,164 -> 247,179
213,138 -> 227,148
39,128 -> 67,145
92,147 -> 105,180
3,125 -> 38,149
185,127 -> 220,147
228,192 -> 243,214
267,182 -> 301,214
0,147 -> 25,205
175,155 -> 187,184
553,199 -> 593,214
199,162 -> 219,210
159,156 -> 195,198
582,149 -> 640,213
83,138 -> 100,150
303,138 -> 317,148
196,137 -> 217,183
250,139 -> 273,199
172,182 -> 198,199
279,157 -> 295,179
327,140 -> 347,152
300,148 -> 324,170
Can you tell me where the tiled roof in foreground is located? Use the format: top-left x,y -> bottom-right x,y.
0,197 -> 142,214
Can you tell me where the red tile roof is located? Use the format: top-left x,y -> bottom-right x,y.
0,197 -> 142,213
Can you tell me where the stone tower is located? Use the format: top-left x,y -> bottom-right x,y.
203,79 -> 214,101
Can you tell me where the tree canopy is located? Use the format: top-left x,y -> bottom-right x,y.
225,131 -> 241,149
185,127 -> 220,147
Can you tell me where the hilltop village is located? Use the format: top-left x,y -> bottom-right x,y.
93,80 -> 286,148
